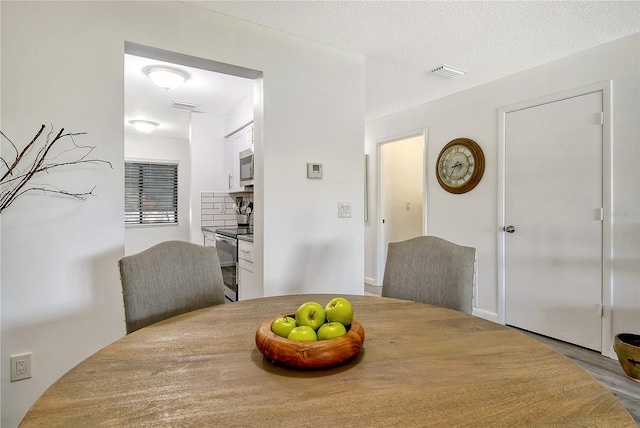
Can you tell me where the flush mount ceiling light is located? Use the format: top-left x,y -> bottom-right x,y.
144,66 -> 190,90
129,120 -> 159,133
431,65 -> 467,79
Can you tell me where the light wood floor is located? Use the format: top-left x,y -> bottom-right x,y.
364,284 -> 640,425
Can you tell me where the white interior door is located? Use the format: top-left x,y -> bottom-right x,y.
505,91 -> 603,351
379,135 -> 424,282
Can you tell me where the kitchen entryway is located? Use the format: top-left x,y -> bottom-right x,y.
123,43 -> 261,256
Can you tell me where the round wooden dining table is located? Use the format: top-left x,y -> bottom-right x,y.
20,294 -> 635,427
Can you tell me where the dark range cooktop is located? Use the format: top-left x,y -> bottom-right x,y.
215,227 -> 253,239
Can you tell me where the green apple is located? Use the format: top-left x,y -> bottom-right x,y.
287,325 -> 318,342
295,301 -> 326,331
325,297 -> 353,326
317,322 -> 347,340
271,316 -> 297,338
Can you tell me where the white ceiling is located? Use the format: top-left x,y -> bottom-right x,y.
126,1 -> 640,138
125,54 -> 254,139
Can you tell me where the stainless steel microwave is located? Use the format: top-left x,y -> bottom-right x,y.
239,148 -> 254,187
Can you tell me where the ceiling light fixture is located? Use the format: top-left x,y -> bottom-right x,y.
129,120 -> 159,133
431,65 -> 466,79
144,66 -> 190,90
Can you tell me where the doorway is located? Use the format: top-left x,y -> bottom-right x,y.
499,84 -> 612,352
377,131 -> 427,284
123,42 -> 261,255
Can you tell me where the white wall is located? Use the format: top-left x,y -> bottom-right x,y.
0,2 -> 365,426
225,93 -> 254,136
365,33 -> 640,358
124,132 -> 191,255
189,111 -> 226,243
258,39 -> 364,297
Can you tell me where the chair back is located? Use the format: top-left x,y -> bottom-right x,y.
382,236 -> 476,313
118,240 -> 225,334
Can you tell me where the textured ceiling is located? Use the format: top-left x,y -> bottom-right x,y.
183,1 -> 640,121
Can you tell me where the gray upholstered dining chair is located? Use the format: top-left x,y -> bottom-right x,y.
118,240 -> 225,334
381,236 -> 476,314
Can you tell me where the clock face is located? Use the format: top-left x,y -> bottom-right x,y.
436,138 -> 485,194
438,145 -> 475,187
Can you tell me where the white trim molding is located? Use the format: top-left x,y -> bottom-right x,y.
375,127 -> 428,285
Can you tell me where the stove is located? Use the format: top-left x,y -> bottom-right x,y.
213,227 -> 252,302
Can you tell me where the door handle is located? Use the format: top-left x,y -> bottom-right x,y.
504,225 -> 516,233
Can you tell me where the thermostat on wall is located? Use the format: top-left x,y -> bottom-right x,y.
307,163 -> 323,179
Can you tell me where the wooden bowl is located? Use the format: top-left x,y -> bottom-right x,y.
614,333 -> 640,382
255,313 -> 365,369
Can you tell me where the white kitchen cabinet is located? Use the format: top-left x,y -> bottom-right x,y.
225,122 -> 254,192
244,122 -> 254,151
203,230 -> 216,247
238,239 -> 260,300
225,131 -> 243,192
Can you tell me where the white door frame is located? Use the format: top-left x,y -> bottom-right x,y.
376,128 -> 428,285
497,81 -> 613,356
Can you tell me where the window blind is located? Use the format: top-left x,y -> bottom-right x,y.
125,161 -> 178,225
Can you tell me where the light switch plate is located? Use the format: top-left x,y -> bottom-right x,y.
338,202 -> 352,218
307,163 -> 323,179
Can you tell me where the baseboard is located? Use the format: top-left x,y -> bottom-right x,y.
472,308 -> 500,324
364,276 -> 379,286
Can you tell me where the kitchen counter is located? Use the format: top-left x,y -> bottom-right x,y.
238,234 -> 253,243
201,227 -> 253,239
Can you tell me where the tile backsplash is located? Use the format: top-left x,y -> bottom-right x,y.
201,192 -> 253,229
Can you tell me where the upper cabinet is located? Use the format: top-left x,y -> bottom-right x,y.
225,122 -> 254,192
241,122 -> 254,152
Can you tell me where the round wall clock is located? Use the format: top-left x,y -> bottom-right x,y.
436,138 -> 485,194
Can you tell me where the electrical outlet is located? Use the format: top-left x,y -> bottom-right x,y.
11,353 -> 31,382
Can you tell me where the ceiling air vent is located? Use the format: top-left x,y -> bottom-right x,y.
431,65 -> 466,79
171,100 -> 199,110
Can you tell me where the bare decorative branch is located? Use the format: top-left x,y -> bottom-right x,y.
0,125 -> 112,214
